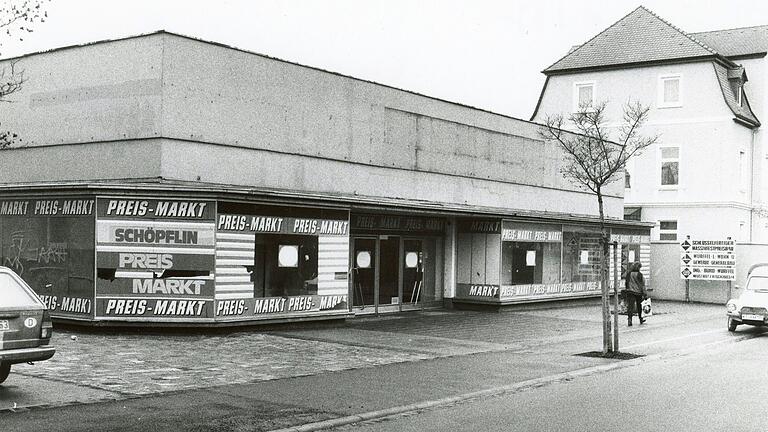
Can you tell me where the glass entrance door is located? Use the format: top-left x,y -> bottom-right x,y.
403,238 -> 441,308
351,235 -> 441,313
378,236 -> 400,310
352,238 -> 376,308
351,236 -> 401,312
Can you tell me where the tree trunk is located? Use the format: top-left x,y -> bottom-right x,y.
597,190 -> 612,354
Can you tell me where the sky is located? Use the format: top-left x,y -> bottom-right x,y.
2,0 -> 767,120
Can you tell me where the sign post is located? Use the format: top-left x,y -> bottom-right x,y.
680,236 -> 735,301
612,241 -> 619,352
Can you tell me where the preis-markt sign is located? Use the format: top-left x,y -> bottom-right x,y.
680,237 -> 735,280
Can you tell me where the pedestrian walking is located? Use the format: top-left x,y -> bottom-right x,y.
624,262 -> 646,326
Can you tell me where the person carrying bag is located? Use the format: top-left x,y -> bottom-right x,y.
623,261 -> 647,326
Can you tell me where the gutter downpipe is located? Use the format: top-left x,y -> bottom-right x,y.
750,127 -> 758,242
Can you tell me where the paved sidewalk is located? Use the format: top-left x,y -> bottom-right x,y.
3,300 -> 728,419
12,331 -> 433,396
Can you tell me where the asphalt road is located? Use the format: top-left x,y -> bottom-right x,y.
343,330 -> 768,432
0,302 -> 744,431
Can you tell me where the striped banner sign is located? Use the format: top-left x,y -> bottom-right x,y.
317,235 -> 350,296
215,232 -> 255,299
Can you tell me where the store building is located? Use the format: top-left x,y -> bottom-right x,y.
0,31 -> 651,325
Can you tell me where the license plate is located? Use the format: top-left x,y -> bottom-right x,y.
742,314 -> 764,321
0,320 -> 8,331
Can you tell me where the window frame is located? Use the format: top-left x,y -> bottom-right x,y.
658,220 -> 678,242
573,81 -> 596,112
658,73 -> 683,108
659,145 -> 680,189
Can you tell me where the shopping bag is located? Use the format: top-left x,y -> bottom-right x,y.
641,297 -> 652,316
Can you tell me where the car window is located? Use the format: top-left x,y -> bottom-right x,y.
748,276 -> 768,292
0,272 -> 40,307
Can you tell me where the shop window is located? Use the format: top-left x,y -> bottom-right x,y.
562,230 -> 601,283
2,213 -> 95,318
660,146 -> 679,187
658,220 -> 677,241
658,74 -> 682,108
456,231 -> 500,286
253,234 -> 318,297
502,241 -> 561,285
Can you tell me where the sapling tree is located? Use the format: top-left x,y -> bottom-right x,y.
0,0 -> 49,149
539,100 -> 658,353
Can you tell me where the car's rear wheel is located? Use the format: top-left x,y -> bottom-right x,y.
728,317 -> 739,332
0,363 -> 10,384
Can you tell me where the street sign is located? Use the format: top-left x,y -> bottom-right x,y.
680,237 -> 735,280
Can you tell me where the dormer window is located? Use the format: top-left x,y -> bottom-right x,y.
658,74 -> 682,108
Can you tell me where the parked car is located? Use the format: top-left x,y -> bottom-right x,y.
726,263 -> 768,332
0,266 -> 55,384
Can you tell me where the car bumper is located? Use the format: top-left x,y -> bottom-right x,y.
728,312 -> 768,325
0,346 -> 56,364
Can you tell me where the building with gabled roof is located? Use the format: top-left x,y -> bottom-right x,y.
532,6 -> 768,302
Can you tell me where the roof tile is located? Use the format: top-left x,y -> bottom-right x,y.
690,26 -> 768,58
545,6 -> 717,73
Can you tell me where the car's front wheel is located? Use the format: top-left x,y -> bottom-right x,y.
728,317 -> 739,332
0,363 -> 10,384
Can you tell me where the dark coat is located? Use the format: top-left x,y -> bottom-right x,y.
625,269 -> 646,296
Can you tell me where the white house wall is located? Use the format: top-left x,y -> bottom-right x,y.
534,61 -> 765,242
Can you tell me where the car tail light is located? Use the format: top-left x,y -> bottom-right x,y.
40,309 -> 53,344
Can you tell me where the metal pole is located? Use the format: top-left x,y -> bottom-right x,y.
602,237 -> 611,354
685,279 -> 690,303
612,241 -> 619,352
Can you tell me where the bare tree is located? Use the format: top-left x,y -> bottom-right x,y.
0,0 -> 49,148
539,100 -> 658,354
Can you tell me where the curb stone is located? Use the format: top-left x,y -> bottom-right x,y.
267,332 -> 757,432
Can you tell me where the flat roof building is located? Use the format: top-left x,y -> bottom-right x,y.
0,31 -> 650,325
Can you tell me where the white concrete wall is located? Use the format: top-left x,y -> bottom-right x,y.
0,35 -> 164,146
159,34 -> 622,217
0,33 -> 624,221
651,242 -> 768,303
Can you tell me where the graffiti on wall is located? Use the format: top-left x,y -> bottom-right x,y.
3,230 -> 69,276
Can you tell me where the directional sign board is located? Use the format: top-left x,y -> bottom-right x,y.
680,238 -> 735,280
